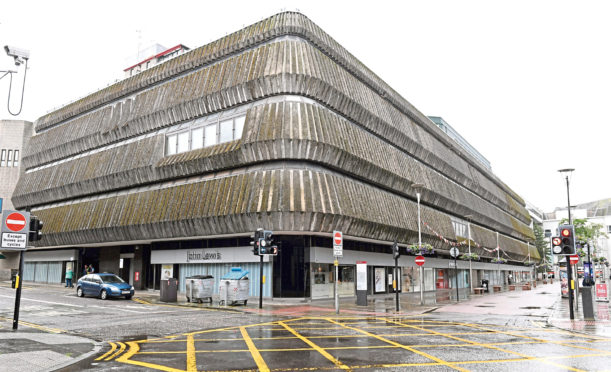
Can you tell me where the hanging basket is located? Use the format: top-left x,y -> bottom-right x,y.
459,253 -> 479,261
491,258 -> 507,264
407,243 -> 435,256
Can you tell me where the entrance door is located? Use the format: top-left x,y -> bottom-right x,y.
120,258 -> 131,284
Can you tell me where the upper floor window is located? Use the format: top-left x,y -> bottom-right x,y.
452,220 -> 467,238
0,149 -> 5,167
13,150 -> 19,167
165,114 -> 245,156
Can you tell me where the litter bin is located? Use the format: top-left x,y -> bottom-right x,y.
219,267 -> 249,306
481,279 -> 489,293
160,278 -> 178,302
186,275 -> 214,303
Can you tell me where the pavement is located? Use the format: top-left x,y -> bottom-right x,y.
2,279 -> 611,371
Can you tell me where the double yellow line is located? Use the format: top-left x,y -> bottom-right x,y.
95,342 -> 127,361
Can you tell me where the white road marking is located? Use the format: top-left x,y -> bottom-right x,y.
0,294 -> 84,307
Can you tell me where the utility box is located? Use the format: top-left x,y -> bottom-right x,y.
160,278 -> 178,302
219,268 -> 249,306
186,275 -> 214,303
582,286 -> 595,320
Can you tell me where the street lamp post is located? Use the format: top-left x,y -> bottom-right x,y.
465,214 -> 474,295
412,183 -> 425,306
558,168 -> 575,320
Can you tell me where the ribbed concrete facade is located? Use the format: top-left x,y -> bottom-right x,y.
13,12 -> 537,272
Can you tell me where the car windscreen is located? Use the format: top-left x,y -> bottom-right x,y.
100,275 -> 125,284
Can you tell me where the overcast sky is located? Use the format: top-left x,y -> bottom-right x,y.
1,0 -> 609,212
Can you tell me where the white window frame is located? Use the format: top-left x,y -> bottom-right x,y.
13,149 -> 19,167
0,149 -> 5,167
164,112 -> 246,156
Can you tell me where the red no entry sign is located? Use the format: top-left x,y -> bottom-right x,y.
333,231 -> 342,246
569,255 -> 579,265
6,212 -> 27,232
415,255 -> 425,266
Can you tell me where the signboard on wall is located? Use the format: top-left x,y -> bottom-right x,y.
151,247 -> 269,264
356,261 -> 367,290
161,265 -> 173,280
374,267 -> 386,292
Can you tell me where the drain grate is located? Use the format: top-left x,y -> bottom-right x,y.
520,306 -> 541,309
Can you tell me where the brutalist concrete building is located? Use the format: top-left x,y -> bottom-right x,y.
13,12 -> 537,300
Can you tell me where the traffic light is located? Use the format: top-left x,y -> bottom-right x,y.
28,216 -> 43,242
392,242 -> 400,259
268,245 -> 278,256
250,228 -> 263,255
557,224 -> 576,255
258,230 -> 272,254
263,230 -> 273,247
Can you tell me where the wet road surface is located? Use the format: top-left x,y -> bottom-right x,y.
92,314 -> 611,371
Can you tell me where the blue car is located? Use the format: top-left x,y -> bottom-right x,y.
76,273 -> 134,300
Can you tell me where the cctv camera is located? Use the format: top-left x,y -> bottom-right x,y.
4,45 -> 30,66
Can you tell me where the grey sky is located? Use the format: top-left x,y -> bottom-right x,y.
1,0 -> 609,212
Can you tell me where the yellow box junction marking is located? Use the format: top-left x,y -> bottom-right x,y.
240,326 -> 270,372
326,318 -> 469,372
103,316 -> 611,372
279,320 -> 351,370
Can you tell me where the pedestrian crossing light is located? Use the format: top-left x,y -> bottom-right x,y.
392,242 -> 400,259
250,228 -> 263,255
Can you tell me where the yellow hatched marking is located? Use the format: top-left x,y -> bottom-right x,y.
278,321 -> 350,370
326,318 -> 468,372
240,326 -> 270,372
105,342 -> 125,361
186,334 -> 197,372
95,342 -> 116,361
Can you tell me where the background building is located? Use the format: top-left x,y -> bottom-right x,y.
0,119 -> 33,276
543,198 -> 611,262
12,12 -> 536,300
124,44 -> 190,78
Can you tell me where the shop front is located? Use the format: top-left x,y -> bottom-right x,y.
23,249 -> 78,284
151,245 -> 272,297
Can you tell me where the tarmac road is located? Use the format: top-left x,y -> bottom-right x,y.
3,281 -> 611,371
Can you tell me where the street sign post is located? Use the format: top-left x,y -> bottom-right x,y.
333,231 -> 343,257
1,210 -> 30,250
450,247 -> 460,258
332,231 -> 342,314
569,255 -> 579,265
2,210 -> 31,332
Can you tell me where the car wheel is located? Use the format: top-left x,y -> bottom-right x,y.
76,287 -> 84,297
125,295 -> 132,300
100,289 -> 108,300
